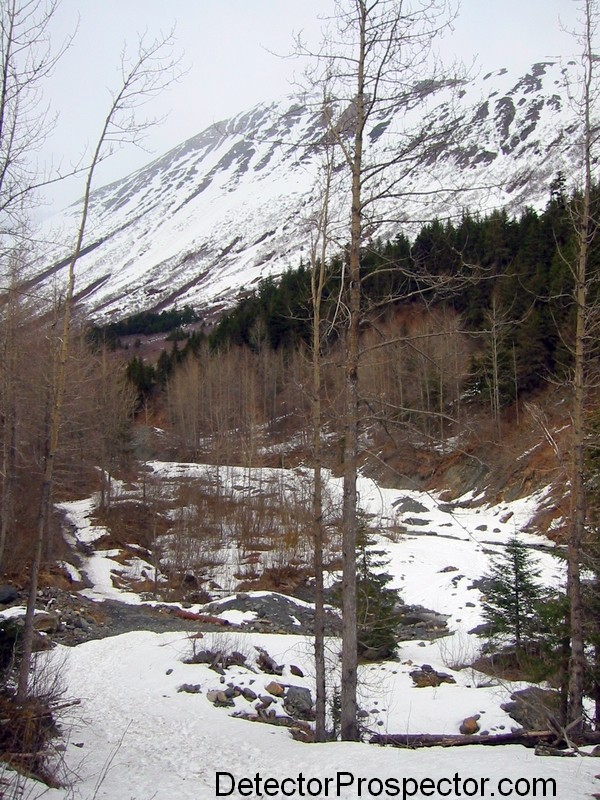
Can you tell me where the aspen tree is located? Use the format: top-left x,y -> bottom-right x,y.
17,30 -> 180,700
566,0 -> 599,732
299,0 -> 459,740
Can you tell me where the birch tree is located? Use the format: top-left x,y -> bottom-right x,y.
307,117 -> 338,741
16,29 -> 180,700
566,0 -> 600,733
299,0 -> 459,741
0,0 -> 70,573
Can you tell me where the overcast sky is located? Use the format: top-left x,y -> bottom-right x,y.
39,0 -> 584,215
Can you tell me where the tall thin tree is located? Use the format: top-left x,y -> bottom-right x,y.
566,0 -> 599,732
299,0 -> 459,740
17,30 -> 180,700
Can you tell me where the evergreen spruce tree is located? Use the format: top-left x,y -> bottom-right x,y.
482,537 -> 545,652
356,524 -> 401,660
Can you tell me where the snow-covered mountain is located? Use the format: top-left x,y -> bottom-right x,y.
37,59 -> 583,321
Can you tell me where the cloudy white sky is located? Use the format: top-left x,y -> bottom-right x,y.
39,0 -> 584,214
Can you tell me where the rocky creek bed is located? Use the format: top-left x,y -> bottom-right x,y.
0,584 -> 450,649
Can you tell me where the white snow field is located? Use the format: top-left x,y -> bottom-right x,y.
5,462 -> 600,798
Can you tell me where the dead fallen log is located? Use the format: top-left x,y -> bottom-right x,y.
50,698 -> 82,712
370,731 -> 558,749
172,609 -> 230,625
371,729 -> 600,749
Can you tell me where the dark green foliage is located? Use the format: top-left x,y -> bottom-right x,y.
105,181 -> 600,414
329,685 -> 342,740
165,327 -> 188,342
87,305 -> 200,349
205,186 -> 600,403
209,269 -> 312,352
355,525 -> 402,660
330,520 -> 402,661
85,324 -> 121,351
481,537 -> 546,651
126,328 -> 207,396
155,350 -> 173,387
125,356 -> 156,406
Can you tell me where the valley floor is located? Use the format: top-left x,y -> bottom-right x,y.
3,461 -> 599,798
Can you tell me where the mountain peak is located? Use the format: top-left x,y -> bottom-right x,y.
38,59 -> 581,322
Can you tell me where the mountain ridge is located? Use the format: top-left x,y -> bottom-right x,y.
36,58 -> 583,322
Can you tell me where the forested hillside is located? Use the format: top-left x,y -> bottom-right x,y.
110,185 -> 592,465
3,0 -> 600,792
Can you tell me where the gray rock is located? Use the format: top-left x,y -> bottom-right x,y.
0,585 -> 18,605
258,695 -> 275,708
212,690 -> 234,707
33,611 -> 60,633
393,497 -> 428,514
501,687 -> 560,732
410,664 -> 456,688
178,683 -> 202,694
283,686 -> 314,720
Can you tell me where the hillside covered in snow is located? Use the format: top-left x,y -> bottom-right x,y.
34,59 -> 583,322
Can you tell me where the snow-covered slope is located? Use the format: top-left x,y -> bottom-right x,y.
37,60 -> 582,321
6,461 -> 599,798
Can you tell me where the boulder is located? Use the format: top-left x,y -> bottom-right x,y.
0,585 -> 18,605
283,686 -> 314,720
460,716 -> 480,735
258,695 -> 275,708
33,611 -> 60,633
211,690 -> 234,707
409,664 -> 456,688
393,497 -> 428,514
256,647 -> 284,675
501,687 -> 560,732
177,683 -> 202,694
265,680 -> 284,697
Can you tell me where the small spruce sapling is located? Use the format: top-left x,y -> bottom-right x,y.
356,522 -> 402,660
481,536 -> 546,653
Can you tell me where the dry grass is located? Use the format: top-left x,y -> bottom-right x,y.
92,500 -> 170,550
237,564 -> 310,593
0,691 -> 61,786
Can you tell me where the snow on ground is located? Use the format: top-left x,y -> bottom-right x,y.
15,460 -> 595,799
59,461 -> 562,613
18,630 -> 598,799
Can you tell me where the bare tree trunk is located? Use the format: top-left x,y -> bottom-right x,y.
18,259 -> 75,699
566,0 -> 596,732
568,264 -> 587,729
310,132 -> 334,742
340,2 -> 366,741
17,32 -> 178,700
298,0 -> 458,741
490,297 -> 502,442
0,274 -> 18,570
312,364 -> 326,741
